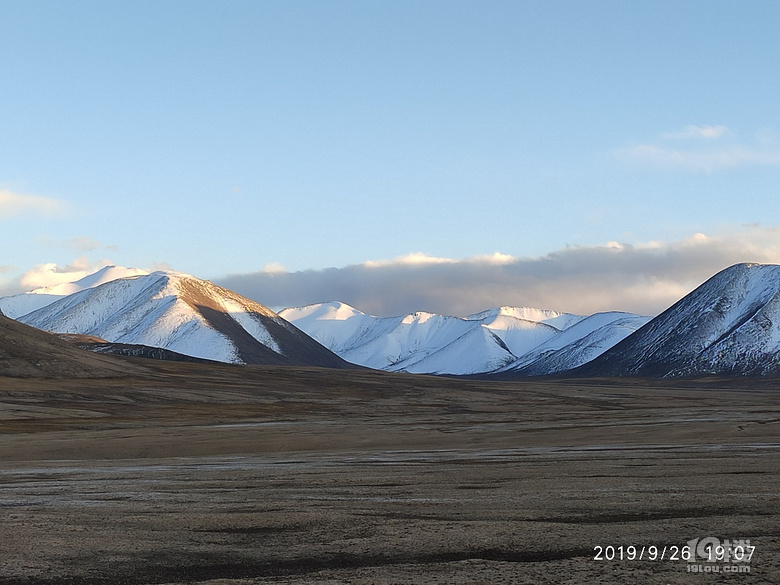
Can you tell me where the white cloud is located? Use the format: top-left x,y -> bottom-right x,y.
622,143 -> 780,172
661,125 -> 728,140
617,126 -> 780,172
263,262 -> 287,274
469,252 -> 517,264
0,189 -> 68,218
217,226 -> 780,317
363,252 -> 456,268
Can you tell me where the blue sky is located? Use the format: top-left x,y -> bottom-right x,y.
3,1 -> 780,314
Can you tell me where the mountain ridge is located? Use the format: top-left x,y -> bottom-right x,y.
572,262 -> 780,378
280,301 -> 648,375
17,271 -> 350,369
6,262 -> 780,377
0,265 -> 149,319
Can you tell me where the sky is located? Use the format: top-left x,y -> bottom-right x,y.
3,1 -> 780,316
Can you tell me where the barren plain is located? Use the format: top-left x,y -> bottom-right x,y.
0,360 -> 778,584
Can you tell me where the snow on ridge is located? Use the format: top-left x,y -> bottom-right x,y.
570,262 -> 780,378
279,302 -> 389,354
9,261 -> 780,376
465,306 -> 585,330
502,312 -> 652,375
283,300 -> 369,321
30,265 -> 150,296
281,300 -> 646,375
218,296 -> 282,354
0,293 -> 63,319
14,269 -> 299,364
0,265 -> 151,319
392,325 -> 515,375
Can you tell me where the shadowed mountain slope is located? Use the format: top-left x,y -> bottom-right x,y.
19,272 -> 351,368
574,263 -> 780,377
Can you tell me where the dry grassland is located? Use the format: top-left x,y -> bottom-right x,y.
0,361 -> 778,584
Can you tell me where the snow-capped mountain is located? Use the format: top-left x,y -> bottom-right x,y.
497,312 -> 651,376
279,302 -> 646,375
11,261 -> 780,378
280,302 -> 519,374
345,310 -> 518,375
466,306 -> 584,357
0,265 -> 149,319
17,271 -> 348,368
575,263 -> 780,377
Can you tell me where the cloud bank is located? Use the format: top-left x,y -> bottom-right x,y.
217,227 -> 780,317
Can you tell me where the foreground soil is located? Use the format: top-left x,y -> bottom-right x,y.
0,360 -> 778,584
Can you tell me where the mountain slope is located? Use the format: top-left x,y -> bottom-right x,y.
575,263 -> 780,377
499,312 -> 651,376
19,271 -> 349,368
0,314 -> 147,378
279,302 -> 577,374
279,303 -> 503,373
33,265 -> 151,296
466,307 -> 576,358
390,324 -> 516,375
280,302 -> 644,375
0,265 -> 149,319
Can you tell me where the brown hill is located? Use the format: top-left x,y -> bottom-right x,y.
0,314 -> 147,378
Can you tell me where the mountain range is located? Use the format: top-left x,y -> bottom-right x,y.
278,302 -> 649,375
2,262 -> 780,377
2,267 -> 348,369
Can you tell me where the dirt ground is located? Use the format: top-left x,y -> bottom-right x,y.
0,361 -> 778,584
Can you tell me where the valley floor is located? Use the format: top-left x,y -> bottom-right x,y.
0,362 -> 778,584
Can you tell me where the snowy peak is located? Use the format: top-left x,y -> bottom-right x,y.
466,306 -> 584,330
280,302 -> 643,375
501,311 -> 651,376
0,265 -> 150,318
279,301 -> 381,355
281,302 -> 519,374
11,261 -> 780,377
392,323 -> 516,375
577,263 -> 780,377
285,300 -> 368,322
35,265 -> 150,296
18,271 -> 348,368
401,311 -> 440,325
